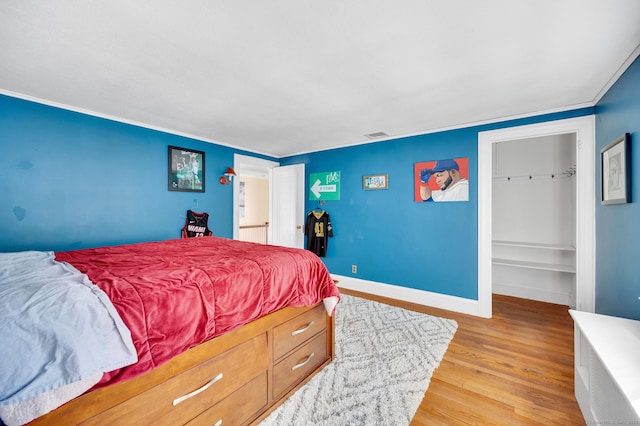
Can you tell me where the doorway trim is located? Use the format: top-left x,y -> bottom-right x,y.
232,154 -> 279,241
477,115 -> 596,318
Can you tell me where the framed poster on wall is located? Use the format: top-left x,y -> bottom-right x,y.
414,157 -> 469,202
168,146 -> 205,192
601,133 -> 630,205
363,174 -> 388,190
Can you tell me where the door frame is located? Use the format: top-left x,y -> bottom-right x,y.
477,115 -> 596,318
232,154 -> 279,241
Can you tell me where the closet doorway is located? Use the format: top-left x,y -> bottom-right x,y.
492,134 -> 577,306
477,116 -> 595,318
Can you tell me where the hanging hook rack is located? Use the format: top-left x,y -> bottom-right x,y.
494,165 -> 576,182
563,165 -> 577,177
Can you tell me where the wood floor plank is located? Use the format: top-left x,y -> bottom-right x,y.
339,289 -> 585,425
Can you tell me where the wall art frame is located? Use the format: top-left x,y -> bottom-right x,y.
601,133 -> 631,205
363,174 -> 388,190
168,145 -> 205,192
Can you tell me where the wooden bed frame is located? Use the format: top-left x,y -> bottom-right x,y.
31,302 -> 335,425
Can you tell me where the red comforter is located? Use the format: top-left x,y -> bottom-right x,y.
55,237 -> 340,387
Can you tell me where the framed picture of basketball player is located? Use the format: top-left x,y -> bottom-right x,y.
168,146 -> 205,192
414,157 -> 469,202
601,133 -> 630,205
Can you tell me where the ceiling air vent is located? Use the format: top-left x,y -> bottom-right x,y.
364,131 -> 389,139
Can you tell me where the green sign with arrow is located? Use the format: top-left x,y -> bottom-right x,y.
309,171 -> 340,201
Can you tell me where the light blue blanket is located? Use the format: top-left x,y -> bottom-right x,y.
0,251 -> 137,413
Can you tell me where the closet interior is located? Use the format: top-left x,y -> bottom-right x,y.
492,133 -> 577,307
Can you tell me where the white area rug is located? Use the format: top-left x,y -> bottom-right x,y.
260,294 -> 458,426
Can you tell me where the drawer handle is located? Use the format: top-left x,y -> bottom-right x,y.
213,420 -> 222,426
291,320 -> 314,336
291,352 -> 315,371
172,372 -> 223,406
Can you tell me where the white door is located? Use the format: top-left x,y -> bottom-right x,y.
270,164 -> 305,248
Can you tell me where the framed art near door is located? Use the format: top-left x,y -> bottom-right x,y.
601,133 -> 630,205
168,146 -> 205,192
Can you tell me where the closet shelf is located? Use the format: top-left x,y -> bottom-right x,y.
492,258 -> 575,273
492,240 -> 575,251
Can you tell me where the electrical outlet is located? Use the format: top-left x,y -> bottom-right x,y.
351,264 -> 357,274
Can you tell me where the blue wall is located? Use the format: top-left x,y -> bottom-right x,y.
283,108 -> 593,300
5,69 -> 636,311
595,55 -> 640,320
0,95 -> 275,252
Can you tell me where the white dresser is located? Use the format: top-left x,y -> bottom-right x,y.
569,310 -> 640,424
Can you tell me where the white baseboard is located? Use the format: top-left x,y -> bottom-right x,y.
331,274 -> 485,317
492,283 -> 571,306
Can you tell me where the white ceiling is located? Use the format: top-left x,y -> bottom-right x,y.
1,1 -> 639,158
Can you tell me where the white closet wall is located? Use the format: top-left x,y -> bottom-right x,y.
492,133 -> 577,306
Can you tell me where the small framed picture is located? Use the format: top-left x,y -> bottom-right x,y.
601,133 -> 631,205
168,146 -> 205,192
363,174 -> 388,190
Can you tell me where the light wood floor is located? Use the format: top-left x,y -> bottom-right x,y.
339,288 -> 585,426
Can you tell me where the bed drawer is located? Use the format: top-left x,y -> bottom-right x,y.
85,333 -> 269,426
273,330 -> 328,398
273,303 -> 327,360
186,372 -> 267,426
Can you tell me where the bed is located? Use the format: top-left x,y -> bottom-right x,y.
0,237 -> 340,426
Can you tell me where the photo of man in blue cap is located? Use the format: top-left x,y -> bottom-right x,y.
418,158 -> 469,202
